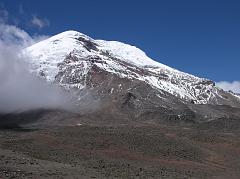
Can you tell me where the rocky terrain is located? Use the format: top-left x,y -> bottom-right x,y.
0,110 -> 240,179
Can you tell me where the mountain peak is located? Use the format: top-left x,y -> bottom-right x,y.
51,30 -> 92,40
24,31 -> 240,107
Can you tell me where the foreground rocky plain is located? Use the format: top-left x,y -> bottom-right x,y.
0,111 -> 240,179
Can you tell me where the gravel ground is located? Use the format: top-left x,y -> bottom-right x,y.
0,119 -> 240,179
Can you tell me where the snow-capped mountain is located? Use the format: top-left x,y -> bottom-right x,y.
25,30 -> 240,108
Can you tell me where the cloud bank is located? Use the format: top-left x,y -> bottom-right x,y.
0,9 -> 72,113
0,43 -> 74,113
216,81 -> 240,94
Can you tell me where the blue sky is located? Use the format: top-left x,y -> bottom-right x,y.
1,0 -> 239,84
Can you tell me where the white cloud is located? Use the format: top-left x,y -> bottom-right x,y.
216,81 -> 240,94
0,42 -> 73,113
0,7 -> 33,47
0,9 -> 73,113
31,15 -> 49,29
0,12 -> 49,47
0,23 -> 34,47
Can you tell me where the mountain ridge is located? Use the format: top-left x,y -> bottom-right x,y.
25,30 -> 240,107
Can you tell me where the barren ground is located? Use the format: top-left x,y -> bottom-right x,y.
0,115 -> 240,179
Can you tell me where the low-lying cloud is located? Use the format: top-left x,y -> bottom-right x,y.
0,13 -> 73,113
216,81 -> 240,94
0,42 -> 74,113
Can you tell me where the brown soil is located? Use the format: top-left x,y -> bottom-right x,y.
0,120 -> 240,178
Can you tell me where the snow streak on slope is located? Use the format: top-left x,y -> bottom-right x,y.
24,30 -> 237,105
